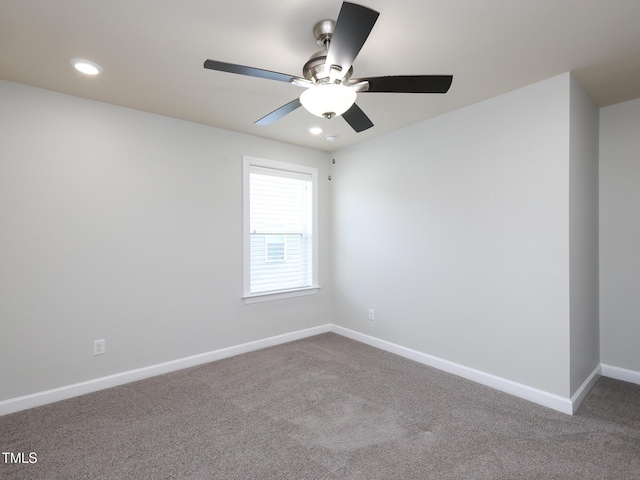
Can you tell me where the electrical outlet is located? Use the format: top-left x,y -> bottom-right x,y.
93,339 -> 106,356
369,309 -> 375,321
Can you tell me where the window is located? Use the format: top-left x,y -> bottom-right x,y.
243,156 -> 319,303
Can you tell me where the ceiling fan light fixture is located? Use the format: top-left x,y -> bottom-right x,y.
300,83 -> 356,119
203,2 -> 450,133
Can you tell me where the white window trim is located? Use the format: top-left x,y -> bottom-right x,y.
242,155 -> 320,304
242,286 -> 321,304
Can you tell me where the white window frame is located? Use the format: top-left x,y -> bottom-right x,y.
242,155 -> 320,304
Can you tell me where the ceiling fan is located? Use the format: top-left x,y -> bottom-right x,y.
203,1 -> 453,133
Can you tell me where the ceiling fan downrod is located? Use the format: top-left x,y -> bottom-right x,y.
303,21 -> 353,86
313,20 -> 335,48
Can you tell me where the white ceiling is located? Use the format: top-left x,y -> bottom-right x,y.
2,0 -> 640,151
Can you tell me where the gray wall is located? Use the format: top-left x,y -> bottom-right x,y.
568,75 -> 600,395
0,80 -> 332,401
1,73 -> 636,404
599,97 -> 640,373
332,74 -> 574,397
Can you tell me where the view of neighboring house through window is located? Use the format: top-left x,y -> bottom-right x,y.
243,156 -> 319,303
264,225 -> 286,263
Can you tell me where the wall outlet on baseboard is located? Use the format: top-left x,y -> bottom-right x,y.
93,339 -> 106,356
369,309 -> 375,321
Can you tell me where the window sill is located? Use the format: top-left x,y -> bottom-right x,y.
242,286 -> 321,304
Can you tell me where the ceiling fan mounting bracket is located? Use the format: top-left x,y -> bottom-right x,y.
313,20 -> 335,48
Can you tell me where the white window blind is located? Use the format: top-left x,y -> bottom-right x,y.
243,156 -> 318,302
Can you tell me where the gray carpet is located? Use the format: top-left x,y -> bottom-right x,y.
1,333 -> 639,479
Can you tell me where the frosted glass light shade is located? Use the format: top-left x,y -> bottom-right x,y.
300,84 -> 357,118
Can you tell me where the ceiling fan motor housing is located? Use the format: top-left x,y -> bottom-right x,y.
303,50 -> 353,84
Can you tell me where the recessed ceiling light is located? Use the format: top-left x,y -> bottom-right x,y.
309,127 -> 323,135
70,58 -> 103,75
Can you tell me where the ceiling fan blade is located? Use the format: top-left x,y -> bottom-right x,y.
204,59 -> 295,83
325,2 -> 379,79
354,75 -> 453,94
342,103 -> 374,132
254,99 -> 303,125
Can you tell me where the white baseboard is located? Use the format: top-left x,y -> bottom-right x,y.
0,324 -> 331,417
601,364 -> 640,385
3,323 -> 625,418
329,325 -> 576,414
570,365 -> 601,414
